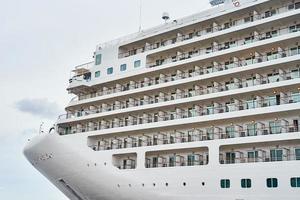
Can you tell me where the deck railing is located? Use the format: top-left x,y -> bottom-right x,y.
59,66 -> 300,120
88,124 -> 299,151
118,4 -> 299,58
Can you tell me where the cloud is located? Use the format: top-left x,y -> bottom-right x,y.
15,98 -> 62,119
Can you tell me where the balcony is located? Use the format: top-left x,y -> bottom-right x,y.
220,140 -> 300,164
58,93 -> 300,135
89,119 -> 299,151
68,45 -> 300,105
146,26 -> 299,68
118,4 -> 300,58
68,62 -> 93,85
59,65 -> 300,121
145,147 -> 208,168
113,153 -> 137,170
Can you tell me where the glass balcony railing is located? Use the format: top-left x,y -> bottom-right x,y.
59,66 -> 300,120
146,26 -> 298,68
220,148 -> 300,164
71,43 -> 300,104
59,94 -> 300,135
88,123 -> 299,151
118,4 -> 300,58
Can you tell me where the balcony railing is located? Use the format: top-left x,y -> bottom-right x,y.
220,152 -> 300,164
69,44 -> 300,105
145,155 -> 208,168
69,61 -> 94,84
89,124 -> 299,151
59,65 -> 300,120
59,94 -> 300,135
146,26 -> 298,68
119,4 -> 300,58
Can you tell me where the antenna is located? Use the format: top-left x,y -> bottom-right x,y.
138,0 -> 142,32
162,12 -> 170,23
39,122 -> 44,134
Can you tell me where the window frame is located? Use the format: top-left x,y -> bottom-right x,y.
220,179 -> 230,188
241,178 -> 252,188
291,177 -> 300,187
95,71 -> 101,78
95,54 -> 102,65
266,178 -> 278,188
120,64 -> 127,72
134,60 -> 141,68
107,67 -> 114,75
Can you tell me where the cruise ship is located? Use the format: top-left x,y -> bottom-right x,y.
24,0 -> 300,199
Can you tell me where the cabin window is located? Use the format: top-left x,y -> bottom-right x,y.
291,177 -> 300,187
107,67 -> 113,75
220,179 -> 230,188
134,60 -> 141,68
95,54 -> 102,65
95,71 -> 100,78
266,178 -> 278,188
120,64 -> 127,72
241,179 -> 252,188
270,149 -> 283,161
295,149 -> 300,160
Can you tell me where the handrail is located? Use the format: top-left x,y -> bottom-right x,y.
220,152 -> 300,164
72,42 -> 300,104
87,124 -> 299,152
59,95 -> 300,135
58,64 -> 300,120
118,4 -> 299,58
146,26 -> 297,68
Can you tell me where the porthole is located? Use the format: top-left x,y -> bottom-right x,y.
202,182 -> 205,186
183,182 -> 186,186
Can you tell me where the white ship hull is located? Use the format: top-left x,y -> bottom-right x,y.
24,0 -> 300,199
24,132 -> 300,200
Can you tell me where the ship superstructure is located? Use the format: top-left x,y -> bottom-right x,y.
24,0 -> 300,199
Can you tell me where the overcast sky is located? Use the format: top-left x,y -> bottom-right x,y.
0,0 -> 210,199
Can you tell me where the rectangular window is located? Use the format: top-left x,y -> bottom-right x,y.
269,121 -> 281,134
220,179 -> 230,188
247,151 -> 258,162
107,67 -> 113,75
225,126 -> 235,138
225,152 -> 235,164
95,71 -> 100,78
134,60 -> 141,68
291,177 -> 300,187
120,64 -> 127,71
206,127 -> 214,140
270,149 -> 283,161
187,154 -> 195,166
241,179 -> 252,188
266,178 -> 278,188
169,156 -> 175,167
247,123 -> 257,136
95,54 -> 102,65
295,149 -> 300,160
